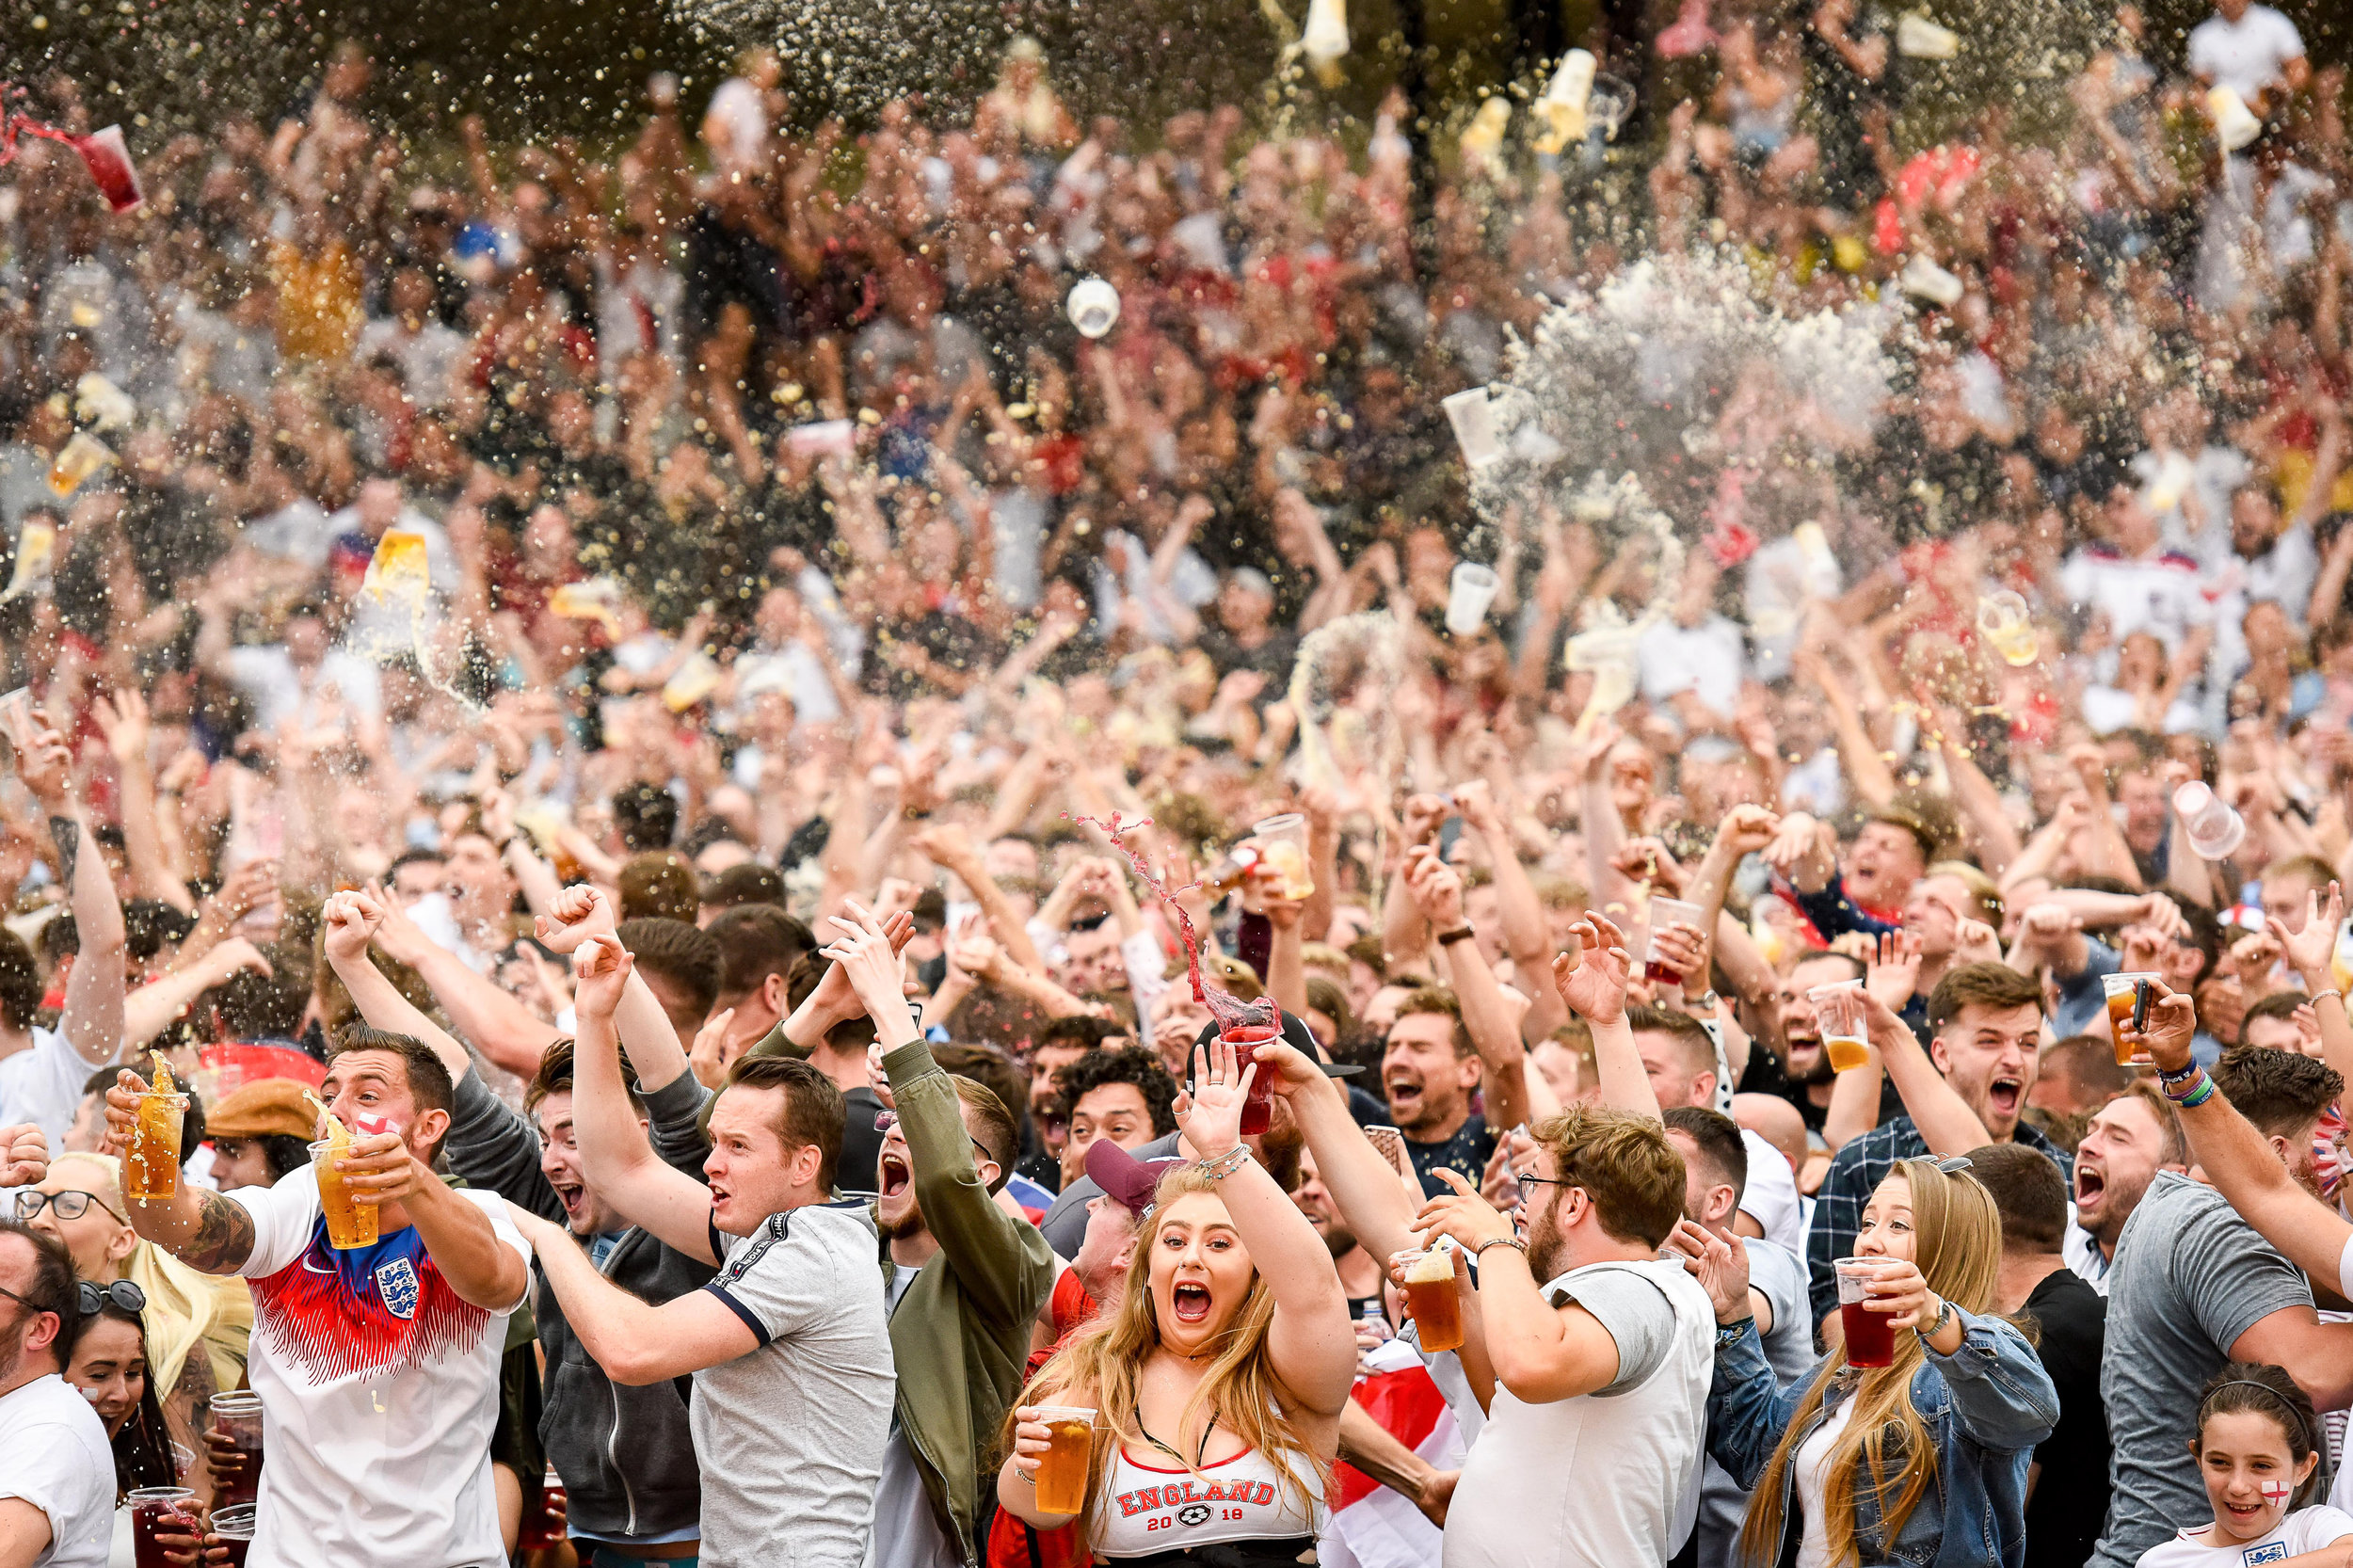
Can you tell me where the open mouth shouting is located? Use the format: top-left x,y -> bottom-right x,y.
1985,1075 -> 2024,1122
1171,1281 -> 1214,1324
2074,1160 -> 2106,1218
551,1176 -> 588,1222
1385,1071 -> 1425,1119
879,1151 -> 913,1203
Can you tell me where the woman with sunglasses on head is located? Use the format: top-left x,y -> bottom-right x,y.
994,1032 -> 1355,1566
18,1154 -> 253,1494
64,1280 -> 224,1566
1678,1158 -> 2058,1568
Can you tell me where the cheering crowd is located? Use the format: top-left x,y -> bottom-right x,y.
2,0 -> 2353,1563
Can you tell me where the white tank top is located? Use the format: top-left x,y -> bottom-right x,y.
1092,1438 -> 1324,1560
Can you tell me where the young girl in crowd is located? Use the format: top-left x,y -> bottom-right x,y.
2135,1366 -> 2353,1568
995,1038 -> 1354,1566
1698,1158 -> 2058,1567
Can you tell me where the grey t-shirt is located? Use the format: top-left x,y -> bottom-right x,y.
2091,1173 -> 2321,1568
696,1201 -> 896,1568
1694,1238 -> 1815,1566
1561,1263 -> 1688,1395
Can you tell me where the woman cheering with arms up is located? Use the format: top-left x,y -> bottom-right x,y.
995,1035 -> 1354,1565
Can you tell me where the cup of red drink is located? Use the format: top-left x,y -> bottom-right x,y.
210,1391 -> 264,1508
128,1487 -> 197,1568
519,1464 -> 567,1550
1642,898 -> 1705,985
1222,1017 -> 1282,1135
213,1502 -> 256,1567
1834,1258 -> 1897,1368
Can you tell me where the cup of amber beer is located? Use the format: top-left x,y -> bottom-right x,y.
1811,981 -> 1871,1074
2104,972 -> 2159,1066
1032,1405 -> 1097,1516
126,1086 -> 187,1203
310,1136 -> 380,1250
1402,1245 -> 1465,1353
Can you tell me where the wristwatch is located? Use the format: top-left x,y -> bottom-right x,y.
1917,1298 -> 1956,1345
1686,989 -> 1721,1011
1436,926 -> 1477,947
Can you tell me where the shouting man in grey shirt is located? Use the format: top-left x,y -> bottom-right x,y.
2091,1045 -> 2353,1568
504,935 -> 894,1568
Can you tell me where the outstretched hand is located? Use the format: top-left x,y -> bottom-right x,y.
1174,1034 -> 1256,1161
1552,913 -> 1632,1028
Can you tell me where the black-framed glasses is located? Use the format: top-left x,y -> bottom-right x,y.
874,1109 -> 992,1167
12,1189 -> 127,1225
78,1279 -> 145,1317
1515,1174 -> 1577,1203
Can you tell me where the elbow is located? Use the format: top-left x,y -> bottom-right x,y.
607,1351 -> 670,1387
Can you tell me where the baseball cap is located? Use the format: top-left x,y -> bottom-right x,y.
1083,1138 -> 1183,1219
205,1079 -> 319,1142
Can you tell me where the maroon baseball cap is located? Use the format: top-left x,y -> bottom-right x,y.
1083,1138 -> 1184,1219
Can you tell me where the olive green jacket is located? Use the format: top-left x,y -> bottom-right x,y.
876,1038 -> 1057,1566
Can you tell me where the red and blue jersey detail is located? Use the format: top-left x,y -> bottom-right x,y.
248,1219 -> 491,1384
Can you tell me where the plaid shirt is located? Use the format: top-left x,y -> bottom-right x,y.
1804,1115 -> 2074,1328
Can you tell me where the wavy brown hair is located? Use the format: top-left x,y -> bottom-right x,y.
1000,1164 -> 1328,1544
1737,1160 -> 2005,1567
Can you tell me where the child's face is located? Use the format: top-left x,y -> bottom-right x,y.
2196,1410 -> 2316,1543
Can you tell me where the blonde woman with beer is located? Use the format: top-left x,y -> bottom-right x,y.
1682,1158 -> 2057,1568
995,1034 -> 1354,1565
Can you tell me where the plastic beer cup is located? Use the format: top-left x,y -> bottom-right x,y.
1032,1405 -> 1097,1515
2104,973 -> 2159,1066
211,1503 -> 255,1568
1402,1246 -> 1465,1353
1251,814 -> 1315,901
209,1392 -> 264,1509
1811,981 -> 1870,1074
311,1136 -> 381,1250
128,1487 -> 196,1568
127,1088 -> 187,1203
1222,1017 -> 1282,1137
1836,1259 -> 1897,1368
1643,898 -> 1705,985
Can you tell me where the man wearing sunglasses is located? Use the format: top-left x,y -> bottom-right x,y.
0,1215 -> 114,1567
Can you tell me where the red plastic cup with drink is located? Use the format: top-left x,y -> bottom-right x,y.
1835,1258 -> 1896,1368
519,1464 -> 567,1550
128,1487 -> 197,1568
1642,898 -> 1705,985
1222,1016 -> 1281,1136
209,1391 -> 264,1509
212,1503 -> 256,1567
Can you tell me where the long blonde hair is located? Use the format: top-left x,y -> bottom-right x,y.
1737,1160 -> 2005,1568
55,1154 -> 251,1397
1003,1165 -> 1327,1543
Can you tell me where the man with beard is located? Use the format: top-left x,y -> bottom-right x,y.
1659,1108 -> 1810,1568
1381,991 -> 1496,1194
1744,952 -> 1904,1132
323,886 -> 722,1565
1804,963 -> 2071,1330
1770,805 -> 1935,932
2063,1080 -> 2186,1294
836,906 -> 1054,1568
2090,1009 -> 2353,1568
0,1218 -> 111,1568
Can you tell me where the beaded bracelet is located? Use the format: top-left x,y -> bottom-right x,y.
1197,1145 -> 1253,1180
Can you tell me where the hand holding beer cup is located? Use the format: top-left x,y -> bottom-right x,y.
100,1068 -> 155,1158
2118,976 -> 2197,1076
332,1128 -> 423,1209
1008,1402 -> 1099,1518
1551,912 -> 1633,1028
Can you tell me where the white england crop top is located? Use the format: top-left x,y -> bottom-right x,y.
1093,1439 -> 1324,1560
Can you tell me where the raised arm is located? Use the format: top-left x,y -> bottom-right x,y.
1268,1044 -> 1422,1266
566,937 -> 722,1265
502,1201 -> 760,1384
2129,978 -> 2353,1292
98,1071 -> 257,1274
322,890 -> 475,1082
1858,941 -> 1992,1156
534,883 -> 696,1092
1405,845 -> 1532,1133
2272,884 -> 2353,1096
1555,915 -> 1656,1122
19,721 -> 125,1067
364,881 -> 560,1076
1175,1035 -> 1353,1418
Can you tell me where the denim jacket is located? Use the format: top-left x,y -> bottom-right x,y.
1706,1308 -> 2059,1568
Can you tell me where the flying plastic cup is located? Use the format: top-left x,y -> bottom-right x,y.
1443,388 -> 1503,467
1899,254 -> 1965,307
1302,0 -> 1350,71
1539,49 -> 1597,145
1445,564 -> 1501,636
2173,780 -> 2248,861
73,126 -> 144,213
1895,12 -> 1961,58
2207,87 -> 2262,152
1066,278 -> 1121,339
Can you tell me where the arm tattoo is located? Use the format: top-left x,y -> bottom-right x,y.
181,1192 -> 257,1274
47,817 -> 76,884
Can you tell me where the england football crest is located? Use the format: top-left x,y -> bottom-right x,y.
2244,1544 -> 2289,1565
375,1256 -> 422,1320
